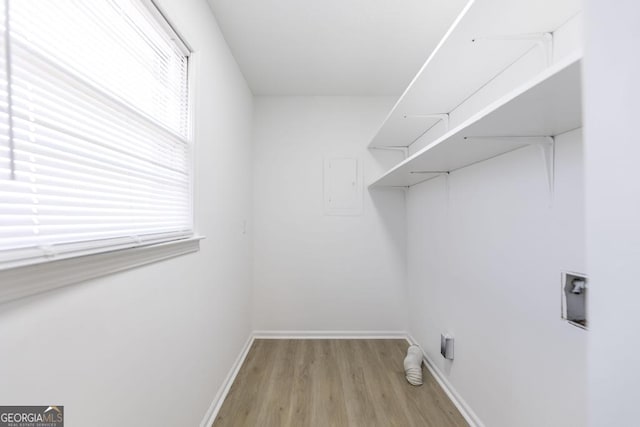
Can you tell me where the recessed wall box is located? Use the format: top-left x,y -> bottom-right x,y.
323,157 -> 363,216
561,271 -> 588,329
440,333 -> 454,360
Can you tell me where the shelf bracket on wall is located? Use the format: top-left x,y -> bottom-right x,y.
464,135 -> 555,200
409,171 -> 449,175
403,113 -> 450,132
539,136 -> 555,203
370,146 -> 409,159
408,171 -> 450,188
472,32 -> 554,66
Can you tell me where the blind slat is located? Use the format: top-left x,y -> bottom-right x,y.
0,0 -> 192,264
10,0 -> 188,137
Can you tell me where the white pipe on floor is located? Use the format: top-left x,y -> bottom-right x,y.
404,345 -> 423,386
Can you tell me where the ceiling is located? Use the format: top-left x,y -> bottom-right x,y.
207,0 -> 469,96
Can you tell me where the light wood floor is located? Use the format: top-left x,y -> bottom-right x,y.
213,339 -> 468,427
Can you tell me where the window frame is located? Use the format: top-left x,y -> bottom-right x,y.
0,0 -> 202,303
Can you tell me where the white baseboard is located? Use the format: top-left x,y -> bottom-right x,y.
406,335 -> 484,427
199,334 -> 255,427
252,330 -> 408,339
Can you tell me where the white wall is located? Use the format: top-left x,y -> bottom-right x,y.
408,130 -> 586,427
251,96 -> 408,332
0,1 -> 254,426
405,14 -> 586,427
584,1 -> 640,425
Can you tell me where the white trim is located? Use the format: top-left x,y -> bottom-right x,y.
187,50 -> 199,236
200,334 -> 255,427
142,0 -> 192,56
406,335 -> 485,427
252,330 -> 409,339
0,232 -> 196,270
0,236 -> 202,304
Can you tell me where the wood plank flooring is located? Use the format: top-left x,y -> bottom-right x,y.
213,339 -> 468,427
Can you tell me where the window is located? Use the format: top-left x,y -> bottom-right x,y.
0,0 -> 193,270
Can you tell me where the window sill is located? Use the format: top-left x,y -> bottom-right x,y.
0,236 -> 203,304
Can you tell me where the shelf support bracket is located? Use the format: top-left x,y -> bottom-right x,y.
472,32 -> 554,66
407,171 -> 449,188
410,171 -> 449,175
539,136 -> 555,203
403,113 -> 450,132
464,135 -> 555,200
370,146 -> 409,159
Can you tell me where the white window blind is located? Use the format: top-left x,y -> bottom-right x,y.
0,0 -> 192,268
